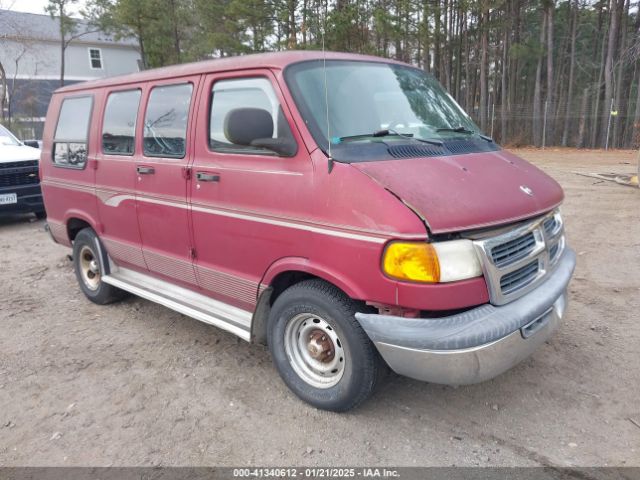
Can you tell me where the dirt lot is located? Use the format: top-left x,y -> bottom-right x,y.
0,149 -> 639,467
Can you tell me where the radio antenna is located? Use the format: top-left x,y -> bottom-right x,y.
321,21 -> 334,173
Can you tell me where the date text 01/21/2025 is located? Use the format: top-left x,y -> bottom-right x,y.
232,468 -> 400,478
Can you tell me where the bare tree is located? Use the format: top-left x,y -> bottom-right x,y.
612,0 -> 630,147
6,44 -> 28,127
500,3 -> 510,143
601,0 -> 619,146
46,0 -> 78,87
545,0 -> 554,143
561,0 -> 579,146
0,5 -> 37,125
0,7 -> 10,122
479,3 -> 489,132
533,11 -> 546,147
0,60 -> 7,123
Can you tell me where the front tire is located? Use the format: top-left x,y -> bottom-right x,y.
267,279 -> 382,412
72,228 -> 126,305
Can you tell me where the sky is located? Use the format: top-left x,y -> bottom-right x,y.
1,0 -> 87,17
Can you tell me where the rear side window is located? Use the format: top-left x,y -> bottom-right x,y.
143,83 -> 192,158
209,77 -> 296,156
53,96 -> 92,168
102,90 -> 141,156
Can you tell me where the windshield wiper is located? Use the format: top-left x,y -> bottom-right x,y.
338,131 -> 411,141
436,126 -> 474,134
437,126 -> 494,142
339,129 -> 443,146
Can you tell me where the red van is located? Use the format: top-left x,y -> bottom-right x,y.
41,51 -> 575,411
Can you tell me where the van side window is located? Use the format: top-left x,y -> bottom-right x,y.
53,96 -> 92,168
102,90 -> 141,156
209,78 -> 296,156
143,83 -> 192,158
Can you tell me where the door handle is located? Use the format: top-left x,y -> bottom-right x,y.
196,172 -> 220,182
137,166 -> 155,174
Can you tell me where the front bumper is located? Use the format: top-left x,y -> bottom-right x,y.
355,248 -> 576,385
0,184 -> 44,215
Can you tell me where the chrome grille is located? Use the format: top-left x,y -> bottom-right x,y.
500,260 -> 539,294
543,216 -> 561,237
473,210 -> 565,305
491,231 -> 536,267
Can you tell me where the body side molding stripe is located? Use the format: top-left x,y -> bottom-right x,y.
97,192 -> 398,244
42,179 -> 428,244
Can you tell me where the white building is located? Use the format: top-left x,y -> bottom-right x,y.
0,10 -> 141,139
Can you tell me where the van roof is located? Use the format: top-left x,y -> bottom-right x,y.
56,50 -> 406,94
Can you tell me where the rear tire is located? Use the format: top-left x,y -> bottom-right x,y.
72,228 -> 127,305
267,279 -> 383,412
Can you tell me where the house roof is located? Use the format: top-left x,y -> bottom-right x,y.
0,9 -> 138,47
55,50 -> 408,93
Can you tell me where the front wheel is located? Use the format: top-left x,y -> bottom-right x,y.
267,279 -> 383,412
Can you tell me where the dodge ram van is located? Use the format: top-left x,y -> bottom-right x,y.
41,51 -> 575,411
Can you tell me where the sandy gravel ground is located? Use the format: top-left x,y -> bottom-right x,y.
0,148 -> 638,467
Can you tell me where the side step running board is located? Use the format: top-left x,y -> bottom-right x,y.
102,266 -> 252,341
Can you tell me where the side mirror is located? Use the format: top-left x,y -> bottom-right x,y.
23,140 -> 40,149
224,107 -> 296,157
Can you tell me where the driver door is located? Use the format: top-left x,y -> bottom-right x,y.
189,70 -> 312,310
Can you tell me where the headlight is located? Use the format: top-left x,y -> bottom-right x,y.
432,239 -> 484,282
382,240 -> 482,283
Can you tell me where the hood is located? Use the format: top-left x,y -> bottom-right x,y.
0,144 -> 41,163
352,149 -> 564,234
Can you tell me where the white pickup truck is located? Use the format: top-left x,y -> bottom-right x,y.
0,124 -> 45,218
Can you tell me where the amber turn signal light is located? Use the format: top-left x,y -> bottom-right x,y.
382,242 -> 441,283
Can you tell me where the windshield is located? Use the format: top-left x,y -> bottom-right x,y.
285,60 -> 481,151
0,124 -> 21,147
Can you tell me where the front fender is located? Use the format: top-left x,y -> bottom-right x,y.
260,256 -> 370,301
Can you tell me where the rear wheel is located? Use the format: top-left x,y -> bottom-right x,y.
267,279 -> 383,411
72,228 -> 126,304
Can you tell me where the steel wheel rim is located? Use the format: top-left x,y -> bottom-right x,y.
284,313 -> 346,389
79,245 -> 100,291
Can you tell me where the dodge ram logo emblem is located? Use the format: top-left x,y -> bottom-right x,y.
520,185 -> 534,196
